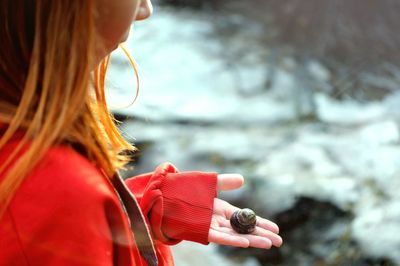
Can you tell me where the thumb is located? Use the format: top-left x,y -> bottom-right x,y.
217,174 -> 244,191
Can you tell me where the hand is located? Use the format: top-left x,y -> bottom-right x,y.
208,174 -> 283,249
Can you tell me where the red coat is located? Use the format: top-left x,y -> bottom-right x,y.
0,137 -> 218,265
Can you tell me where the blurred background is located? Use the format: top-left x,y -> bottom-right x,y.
107,0 -> 400,265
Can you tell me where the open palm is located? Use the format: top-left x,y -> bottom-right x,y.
208,174 -> 283,249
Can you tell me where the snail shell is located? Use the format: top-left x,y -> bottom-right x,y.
230,208 -> 257,234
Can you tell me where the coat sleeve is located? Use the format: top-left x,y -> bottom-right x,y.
125,162 -> 218,245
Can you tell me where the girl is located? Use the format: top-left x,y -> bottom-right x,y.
0,0 -> 282,265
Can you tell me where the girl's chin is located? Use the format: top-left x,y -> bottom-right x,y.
121,33 -> 130,43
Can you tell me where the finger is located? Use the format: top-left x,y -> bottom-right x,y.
256,217 -> 280,234
215,227 -> 272,249
217,174 -> 244,191
219,219 -> 282,247
252,227 -> 283,247
208,229 -> 249,248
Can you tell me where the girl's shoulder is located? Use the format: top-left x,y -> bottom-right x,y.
0,139 -> 117,206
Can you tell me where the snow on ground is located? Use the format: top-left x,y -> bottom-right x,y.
108,6 -> 400,266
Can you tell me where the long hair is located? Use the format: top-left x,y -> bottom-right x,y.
0,0 -> 136,214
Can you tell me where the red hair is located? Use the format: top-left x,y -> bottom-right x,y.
0,0 -> 136,214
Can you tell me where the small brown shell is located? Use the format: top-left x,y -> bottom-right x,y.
230,208 -> 257,234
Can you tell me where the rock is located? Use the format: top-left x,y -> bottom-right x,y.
315,93 -> 386,124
